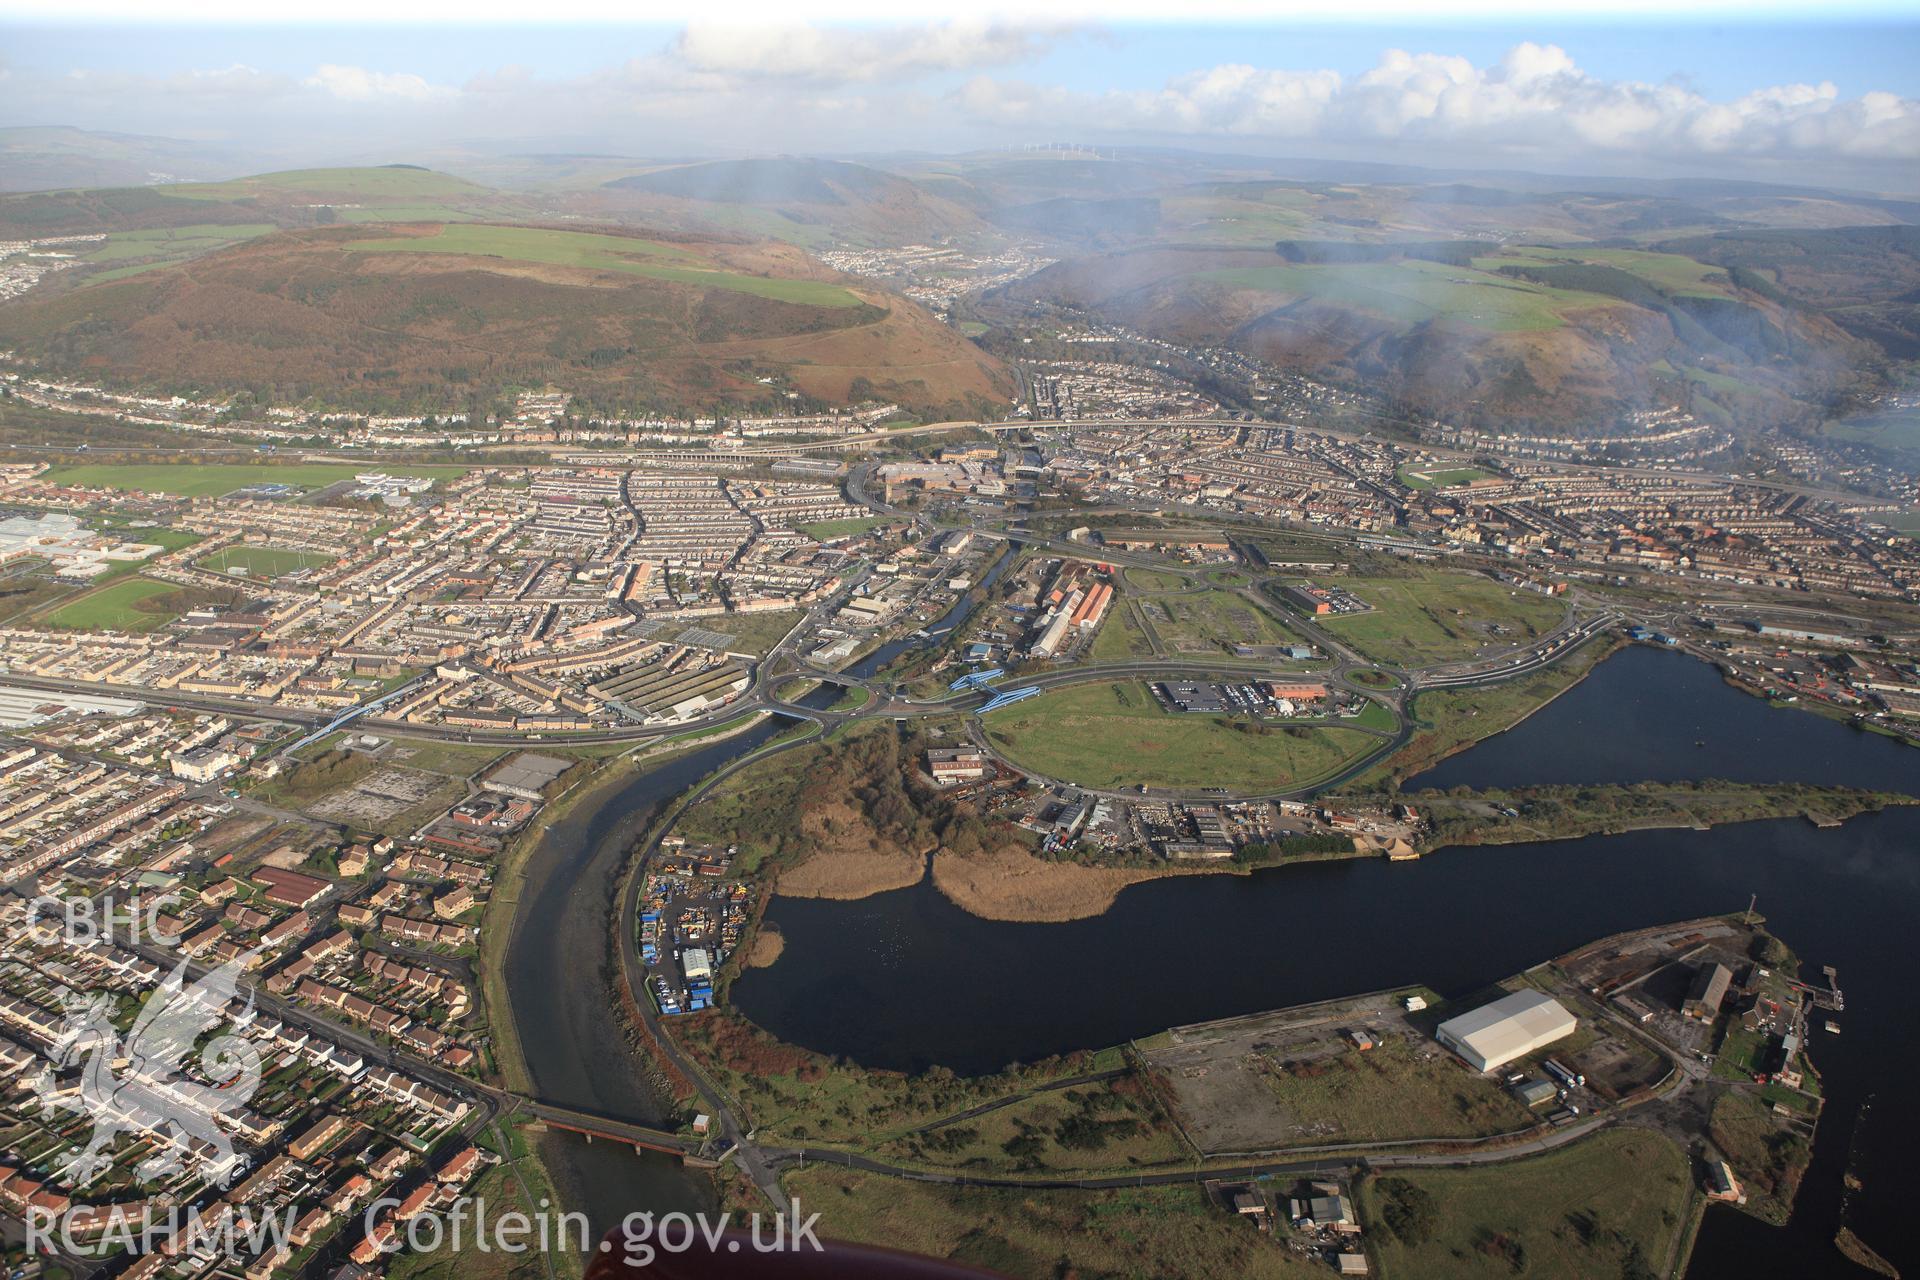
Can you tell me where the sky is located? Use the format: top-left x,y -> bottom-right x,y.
2,5 -> 1918,191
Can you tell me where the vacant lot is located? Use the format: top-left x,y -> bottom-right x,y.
1317,569 -> 1566,668
1358,1128 -> 1696,1280
1139,589 -> 1296,656
42,577 -> 185,632
986,679 -> 1376,792
43,462 -> 464,498
199,546 -> 335,577
661,609 -> 803,657
346,224 -> 862,307
1089,597 -> 1156,662
1146,996 -> 1529,1153
307,766 -> 457,830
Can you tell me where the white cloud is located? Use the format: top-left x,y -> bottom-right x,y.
672,20 -> 1072,84
303,64 -> 454,103
958,41 -> 1920,164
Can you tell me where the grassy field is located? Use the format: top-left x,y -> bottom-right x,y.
1398,464 -> 1495,490
1197,257 -> 1624,332
797,515 -> 889,540
162,166 -> 488,201
105,524 -> 202,554
1473,244 -> 1736,298
74,222 -> 278,284
41,577 -> 186,632
1353,700 -> 1396,732
345,223 -> 863,307
1142,588 -> 1296,656
1357,1128 -> 1696,1280
883,1077 -> 1190,1174
42,462 -> 464,497
783,1167 -> 1329,1280
1822,404 -> 1920,460
1090,598 -> 1156,662
985,679 -> 1376,792
380,738 -> 507,778
673,1009 -> 1127,1149
1256,1036 -> 1533,1144
1316,569 -> 1566,668
198,546 -> 334,577
1122,567 -> 1191,592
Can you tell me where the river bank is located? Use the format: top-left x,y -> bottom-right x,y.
749,776 -> 1915,927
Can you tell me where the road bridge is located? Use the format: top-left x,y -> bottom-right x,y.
523,1101 -> 703,1161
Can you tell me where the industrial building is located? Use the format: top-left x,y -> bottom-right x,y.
926,747 -> 990,786
1435,989 -> 1577,1072
1684,962 -> 1733,1020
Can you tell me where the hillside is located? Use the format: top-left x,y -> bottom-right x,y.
0,221 -> 1014,417
0,125 -> 265,193
1655,225 -> 1920,359
596,158 -> 991,248
988,240 -> 1880,430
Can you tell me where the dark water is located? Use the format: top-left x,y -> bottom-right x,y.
1407,643 -> 1917,792
732,647 -> 1920,1279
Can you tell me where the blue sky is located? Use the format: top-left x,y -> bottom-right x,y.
8,21 -> 1918,99
2,16 -> 1917,189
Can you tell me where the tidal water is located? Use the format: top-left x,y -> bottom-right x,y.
733,646 -> 1920,1278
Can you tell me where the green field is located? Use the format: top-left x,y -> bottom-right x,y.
161,166 -> 488,201
1357,1129 -> 1697,1280
1137,588 -> 1297,656
344,224 -> 863,307
78,224 -> 276,260
797,515 -> 889,540
42,462 -> 464,498
1197,257 -> 1624,332
1159,191 -> 1319,246
1398,464 -> 1495,490
1121,567 -> 1190,592
42,577 -> 185,632
1474,244 -> 1736,298
1090,597 -> 1156,662
1822,404 -> 1920,460
1315,569 -> 1566,668
785,1168 -> 1328,1280
1256,1035 -> 1533,1143
73,223 -> 278,285
103,525 -> 202,553
198,546 -> 335,577
985,679 -> 1377,792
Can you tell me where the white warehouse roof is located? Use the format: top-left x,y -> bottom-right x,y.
1436,989 -> 1577,1072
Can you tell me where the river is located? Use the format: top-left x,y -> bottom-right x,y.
732,645 -> 1920,1278
500,542 -> 1017,1238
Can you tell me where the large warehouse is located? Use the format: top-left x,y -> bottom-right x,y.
1436,989 -> 1578,1072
